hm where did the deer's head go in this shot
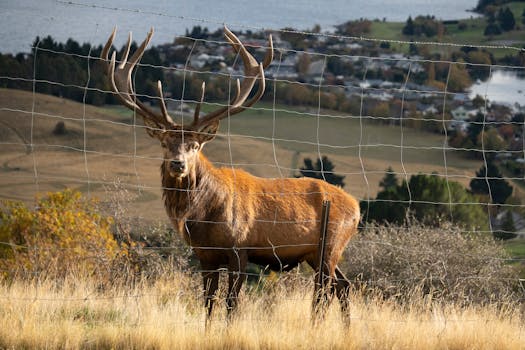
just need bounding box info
[101,27,273,178]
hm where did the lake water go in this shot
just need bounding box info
[470,70,525,107]
[2,0,479,54]
[3,0,524,107]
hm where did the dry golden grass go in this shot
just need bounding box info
[0,273,523,350]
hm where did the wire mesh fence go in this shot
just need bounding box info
[1,1,525,338]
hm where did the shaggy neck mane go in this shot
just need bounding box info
[161,154,226,232]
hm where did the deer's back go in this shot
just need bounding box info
[219,168,360,247]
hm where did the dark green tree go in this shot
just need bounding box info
[185,26,210,39]
[484,12,502,36]
[494,210,517,240]
[297,156,345,188]
[498,7,516,31]
[402,16,442,37]
[361,168,408,224]
[469,161,513,204]
[326,56,354,76]
[475,0,496,13]
[475,1,516,14]
[363,171,489,231]
[402,16,415,35]
[512,113,524,124]
[379,166,398,191]
[467,113,485,155]
[0,54,31,90]
[409,41,419,55]
[31,35,88,101]
[484,23,501,35]
[472,94,486,109]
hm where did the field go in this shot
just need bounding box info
[505,239,525,279]
[3,3,525,348]
[1,89,525,348]
[0,88,482,222]
[368,3,525,58]
[0,273,523,350]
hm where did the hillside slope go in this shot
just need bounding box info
[0,88,481,221]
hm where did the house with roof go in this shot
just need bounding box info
[265,54,299,80]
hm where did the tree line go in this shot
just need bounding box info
[402,2,525,38]
[0,35,163,107]
[298,156,515,237]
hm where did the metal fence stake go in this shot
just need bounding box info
[316,200,331,291]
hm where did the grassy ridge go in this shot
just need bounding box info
[367,3,525,58]
[0,88,482,221]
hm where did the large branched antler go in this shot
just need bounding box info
[101,27,174,132]
[191,27,273,129]
[101,26,273,133]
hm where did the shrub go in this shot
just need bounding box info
[470,160,513,205]
[52,121,67,135]
[342,222,522,305]
[100,181,194,284]
[402,15,443,37]
[296,156,345,188]
[0,185,190,284]
[0,189,119,279]
[457,22,468,31]
[362,171,490,231]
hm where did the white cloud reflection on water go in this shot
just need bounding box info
[469,70,525,107]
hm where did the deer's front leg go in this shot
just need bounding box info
[226,248,248,315]
[201,262,219,326]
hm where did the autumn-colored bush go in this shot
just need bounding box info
[0,189,119,279]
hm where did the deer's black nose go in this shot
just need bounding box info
[170,160,185,171]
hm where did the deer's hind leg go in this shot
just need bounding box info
[306,254,336,323]
[335,265,351,325]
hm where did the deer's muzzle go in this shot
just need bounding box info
[169,160,187,177]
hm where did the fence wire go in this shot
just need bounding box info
[0,1,525,330]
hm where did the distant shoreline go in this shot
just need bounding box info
[0,0,479,55]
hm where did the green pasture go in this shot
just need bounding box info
[367,2,525,59]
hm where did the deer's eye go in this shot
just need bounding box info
[187,141,199,151]
[161,142,168,148]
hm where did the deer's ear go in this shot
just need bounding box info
[198,121,219,144]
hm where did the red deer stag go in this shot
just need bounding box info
[101,27,360,322]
